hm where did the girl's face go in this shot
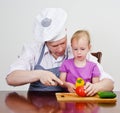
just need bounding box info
[46,37,67,59]
[71,36,91,61]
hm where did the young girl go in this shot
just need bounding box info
[59,30,100,92]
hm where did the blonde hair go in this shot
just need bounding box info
[71,30,91,44]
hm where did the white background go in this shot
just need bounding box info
[0,0,120,91]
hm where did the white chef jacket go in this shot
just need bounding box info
[7,41,114,81]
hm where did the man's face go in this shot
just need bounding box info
[46,37,67,59]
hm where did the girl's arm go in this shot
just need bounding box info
[92,76,100,83]
[59,72,67,87]
[59,72,76,92]
[84,79,114,96]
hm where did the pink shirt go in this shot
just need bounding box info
[59,58,100,84]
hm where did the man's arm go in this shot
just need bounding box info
[6,70,63,86]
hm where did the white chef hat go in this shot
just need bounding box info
[33,8,67,42]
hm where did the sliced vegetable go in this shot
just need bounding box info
[98,91,117,98]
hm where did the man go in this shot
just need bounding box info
[6,8,114,96]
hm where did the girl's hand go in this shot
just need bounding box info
[84,82,100,96]
[66,82,76,93]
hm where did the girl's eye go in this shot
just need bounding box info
[81,48,85,50]
[80,47,86,50]
[74,49,78,51]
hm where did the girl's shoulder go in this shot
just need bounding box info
[86,60,97,66]
[63,58,74,65]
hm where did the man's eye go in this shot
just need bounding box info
[52,45,58,47]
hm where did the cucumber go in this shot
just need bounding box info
[98,91,117,98]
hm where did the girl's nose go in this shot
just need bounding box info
[77,49,81,54]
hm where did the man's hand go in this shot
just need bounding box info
[39,71,63,86]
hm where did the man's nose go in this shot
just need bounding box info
[57,45,63,52]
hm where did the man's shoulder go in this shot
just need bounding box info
[22,41,44,51]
